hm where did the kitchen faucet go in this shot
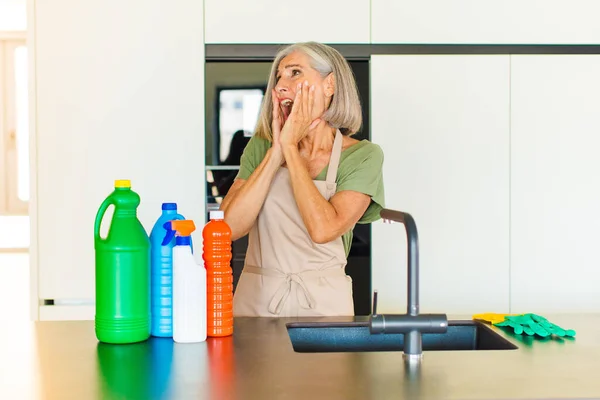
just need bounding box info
[369,208,449,362]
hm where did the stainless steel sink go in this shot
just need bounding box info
[286,320,518,353]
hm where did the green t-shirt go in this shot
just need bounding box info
[236,135,386,256]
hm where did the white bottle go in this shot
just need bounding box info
[170,220,207,343]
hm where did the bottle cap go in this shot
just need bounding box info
[114,179,131,188]
[162,203,177,211]
[210,210,224,220]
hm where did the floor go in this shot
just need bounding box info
[0,253,31,322]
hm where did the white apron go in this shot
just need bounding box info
[233,129,354,317]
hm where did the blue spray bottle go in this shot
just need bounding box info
[149,203,188,337]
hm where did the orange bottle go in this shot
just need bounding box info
[203,210,233,337]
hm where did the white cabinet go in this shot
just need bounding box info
[510,55,600,313]
[204,0,370,44]
[371,55,510,314]
[32,0,205,318]
[372,0,600,44]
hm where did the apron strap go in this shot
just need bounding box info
[325,130,344,184]
[243,265,346,315]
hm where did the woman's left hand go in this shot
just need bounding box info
[279,80,321,148]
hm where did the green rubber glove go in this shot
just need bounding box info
[493,314,576,338]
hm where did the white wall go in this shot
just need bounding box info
[204,0,600,45]
[30,0,205,320]
[0,253,29,321]
[372,0,600,44]
[372,54,600,314]
[204,0,370,44]
[371,55,511,314]
[0,217,29,249]
[0,0,27,30]
[510,55,600,313]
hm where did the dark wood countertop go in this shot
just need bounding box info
[2,314,600,399]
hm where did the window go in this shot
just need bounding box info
[205,87,264,214]
[216,88,264,162]
[0,1,27,31]
[0,33,29,250]
[1,38,28,216]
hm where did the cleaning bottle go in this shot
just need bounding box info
[169,220,207,343]
[149,203,186,337]
[94,179,150,344]
[203,210,233,337]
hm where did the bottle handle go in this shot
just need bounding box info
[161,221,176,246]
[94,197,115,242]
[161,215,194,252]
[161,215,186,246]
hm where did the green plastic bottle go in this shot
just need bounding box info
[94,179,151,344]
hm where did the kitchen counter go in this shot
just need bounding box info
[1,314,600,400]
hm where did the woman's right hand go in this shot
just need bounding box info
[270,89,285,165]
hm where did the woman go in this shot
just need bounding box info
[221,41,385,317]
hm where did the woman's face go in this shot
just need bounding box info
[274,51,333,122]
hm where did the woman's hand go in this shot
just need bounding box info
[279,81,321,148]
[270,89,285,165]
[271,89,283,146]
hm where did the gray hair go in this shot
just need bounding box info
[254,42,362,141]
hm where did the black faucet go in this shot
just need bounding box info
[369,208,448,362]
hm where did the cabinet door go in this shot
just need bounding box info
[510,55,600,313]
[372,0,600,44]
[204,0,369,44]
[33,0,205,315]
[371,55,510,314]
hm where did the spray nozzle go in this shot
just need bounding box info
[161,220,196,246]
[161,219,195,252]
[170,220,196,236]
